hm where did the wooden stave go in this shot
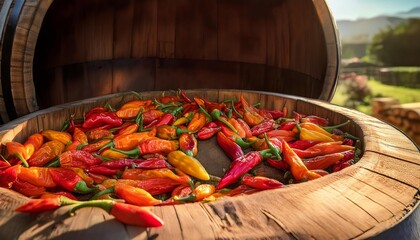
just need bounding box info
[0,0,340,123]
[0,89,417,239]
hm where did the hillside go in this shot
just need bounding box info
[336,7,420,44]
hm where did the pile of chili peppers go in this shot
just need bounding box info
[0,90,360,228]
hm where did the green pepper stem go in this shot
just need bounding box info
[59,196,81,206]
[75,181,94,194]
[235,138,256,148]
[198,104,212,121]
[69,199,114,216]
[173,194,196,202]
[110,146,140,158]
[15,153,29,168]
[211,109,238,134]
[343,132,359,140]
[264,133,281,160]
[44,157,60,167]
[176,127,191,136]
[322,120,350,133]
[98,141,115,153]
[90,186,115,200]
[76,143,88,150]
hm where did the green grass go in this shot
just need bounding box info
[331,78,420,115]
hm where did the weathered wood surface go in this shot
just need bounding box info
[0,0,340,123]
[0,90,419,240]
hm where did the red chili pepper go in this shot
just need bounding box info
[332,150,356,172]
[82,112,123,129]
[288,140,320,150]
[251,119,276,136]
[179,133,198,157]
[144,113,175,129]
[217,150,270,190]
[216,132,244,161]
[58,150,102,168]
[236,118,253,138]
[86,166,120,175]
[279,121,296,131]
[179,89,192,103]
[12,178,46,197]
[241,175,284,190]
[85,106,109,119]
[142,109,165,125]
[303,151,349,170]
[197,122,221,140]
[49,168,93,194]
[301,115,329,127]
[225,184,259,196]
[100,158,168,170]
[0,164,21,188]
[266,158,289,171]
[15,196,78,213]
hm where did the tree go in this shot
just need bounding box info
[367,19,420,66]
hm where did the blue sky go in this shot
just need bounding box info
[326,0,420,20]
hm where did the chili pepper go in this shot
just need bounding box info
[87,172,109,185]
[23,133,44,159]
[72,127,88,144]
[40,191,78,200]
[83,112,123,129]
[41,130,72,145]
[102,178,181,196]
[219,122,255,148]
[15,195,78,213]
[211,109,238,134]
[97,149,127,160]
[112,122,138,136]
[106,127,157,151]
[87,166,120,175]
[122,168,190,183]
[156,125,189,140]
[86,128,113,142]
[216,149,274,190]
[0,160,11,170]
[280,139,321,181]
[178,89,192,103]
[173,183,216,202]
[194,97,224,113]
[303,151,350,170]
[236,118,253,138]
[142,109,165,125]
[69,200,164,227]
[92,184,162,206]
[263,129,296,139]
[12,178,46,197]
[69,167,95,187]
[225,184,259,196]
[85,106,109,119]
[0,164,21,188]
[216,132,244,161]
[332,150,356,172]
[293,141,355,158]
[6,141,29,167]
[179,133,198,157]
[81,139,112,153]
[100,158,168,170]
[57,150,102,168]
[28,140,65,167]
[266,158,289,171]
[241,175,284,190]
[342,138,355,146]
[251,137,282,152]
[144,112,178,129]
[288,140,320,150]
[116,100,153,119]
[112,138,179,158]
[197,122,221,140]
[187,112,207,132]
[171,184,193,197]
[250,119,276,136]
[278,121,296,131]
[18,167,56,188]
[240,95,264,126]
[167,150,210,180]
[299,127,335,142]
[49,167,93,194]
[301,115,329,127]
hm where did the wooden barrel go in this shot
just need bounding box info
[0,89,419,239]
[0,0,340,124]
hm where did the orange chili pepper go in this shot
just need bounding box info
[73,127,88,144]
[18,167,56,188]
[27,140,65,167]
[114,184,162,206]
[280,139,321,181]
[112,127,157,150]
[174,183,216,202]
[142,109,165,125]
[23,133,44,160]
[156,125,189,140]
[41,130,72,145]
[81,139,112,153]
[303,151,347,170]
[116,123,139,136]
[86,128,113,142]
[187,112,207,132]
[228,118,246,138]
[121,168,190,183]
[293,141,354,158]
[6,141,29,167]
[240,95,264,126]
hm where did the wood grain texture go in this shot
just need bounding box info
[0,90,418,239]
[1,0,341,122]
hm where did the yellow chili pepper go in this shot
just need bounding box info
[300,122,332,137]
[100,149,128,160]
[299,128,335,142]
[41,130,72,145]
[167,150,210,180]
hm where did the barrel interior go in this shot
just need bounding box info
[33,0,334,110]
